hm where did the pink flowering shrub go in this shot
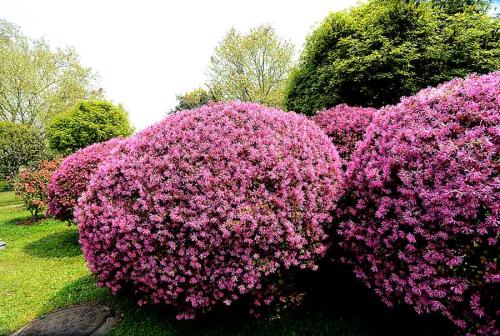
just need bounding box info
[76,102,343,319]
[312,104,376,162]
[12,158,61,221]
[338,73,499,335]
[47,138,122,221]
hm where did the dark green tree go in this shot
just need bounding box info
[47,100,133,155]
[285,0,500,115]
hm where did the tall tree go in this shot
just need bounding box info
[208,25,294,108]
[285,0,500,115]
[0,20,101,128]
[430,0,492,14]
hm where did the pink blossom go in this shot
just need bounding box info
[76,102,343,319]
[312,104,376,164]
[47,138,123,221]
[338,72,500,335]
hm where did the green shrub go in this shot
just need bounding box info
[284,0,500,115]
[0,121,49,179]
[47,100,133,155]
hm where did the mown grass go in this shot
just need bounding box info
[0,191,18,207]
[0,191,455,336]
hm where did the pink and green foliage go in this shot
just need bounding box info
[47,138,123,221]
[76,102,343,319]
[312,104,377,163]
[13,158,61,221]
[338,73,500,335]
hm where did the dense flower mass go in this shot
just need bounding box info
[338,73,500,335]
[76,102,343,318]
[47,138,122,221]
[312,104,376,162]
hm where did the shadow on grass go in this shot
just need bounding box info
[40,264,457,336]
[23,229,82,258]
[296,262,456,336]
[3,213,32,226]
[42,275,367,336]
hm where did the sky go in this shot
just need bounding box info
[0,0,358,130]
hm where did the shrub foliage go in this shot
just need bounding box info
[76,102,343,318]
[47,138,122,221]
[312,104,376,163]
[285,0,500,115]
[13,158,61,220]
[338,73,499,334]
[47,100,133,155]
[0,121,49,178]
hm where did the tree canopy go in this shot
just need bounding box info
[47,100,133,156]
[284,0,500,115]
[172,88,214,112]
[208,25,294,108]
[0,121,49,178]
[0,19,101,128]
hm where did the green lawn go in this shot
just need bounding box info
[0,191,19,207]
[0,191,454,336]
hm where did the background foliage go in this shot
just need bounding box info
[172,88,215,112]
[47,100,133,156]
[0,121,50,179]
[207,25,294,108]
[0,20,102,128]
[284,0,500,115]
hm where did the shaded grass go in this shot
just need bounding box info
[24,230,81,258]
[0,191,455,336]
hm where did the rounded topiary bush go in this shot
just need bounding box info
[338,73,499,335]
[76,102,343,319]
[47,138,122,221]
[312,104,377,162]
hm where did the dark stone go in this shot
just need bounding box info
[12,305,118,336]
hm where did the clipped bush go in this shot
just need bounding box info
[312,104,376,163]
[76,102,343,319]
[47,100,133,156]
[338,73,500,334]
[13,158,61,220]
[47,138,123,221]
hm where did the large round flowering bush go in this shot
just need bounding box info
[47,138,122,221]
[338,73,499,335]
[312,104,376,162]
[76,102,343,319]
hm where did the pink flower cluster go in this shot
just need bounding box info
[312,104,376,163]
[75,102,343,319]
[338,73,499,335]
[47,138,122,221]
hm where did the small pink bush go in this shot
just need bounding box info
[312,104,376,162]
[76,102,343,319]
[338,73,499,335]
[47,138,122,221]
[13,158,61,221]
